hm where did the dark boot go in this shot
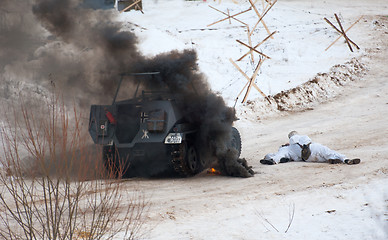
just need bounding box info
[279,157,290,163]
[344,159,361,165]
[328,159,343,164]
[260,159,276,165]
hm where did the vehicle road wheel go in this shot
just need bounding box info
[186,144,198,173]
[171,140,202,177]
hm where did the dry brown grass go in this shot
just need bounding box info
[0,92,149,240]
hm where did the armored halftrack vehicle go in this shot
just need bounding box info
[89,73,241,177]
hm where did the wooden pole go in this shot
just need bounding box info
[229,59,267,99]
[250,0,277,35]
[236,39,271,59]
[334,14,353,52]
[325,15,363,51]
[230,58,251,81]
[236,80,250,103]
[135,2,144,14]
[246,25,255,63]
[208,7,251,27]
[324,16,359,50]
[242,58,265,103]
[120,0,141,13]
[248,0,273,38]
[237,31,277,61]
[209,5,227,15]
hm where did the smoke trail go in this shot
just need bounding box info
[1,0,253,177]
[0,1,43,67]
[30,0,144,107]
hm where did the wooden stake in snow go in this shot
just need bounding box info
[242,58,264,103]
[237,31,277,62]
[248,0,273,38]
[207,6,251,27]
[236,39,271,60]
[324,14,361,52]
[325,15,363,51]
[120,0,143,14]
[229,58,271,104]
[246,25,255,62]
[250,0,277,36]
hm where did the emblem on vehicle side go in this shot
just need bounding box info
[140,112,149,123]
[141,129,149,139]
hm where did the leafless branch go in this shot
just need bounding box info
[285,203,295,233]
[0,91,149,239]
[255,209,279,232]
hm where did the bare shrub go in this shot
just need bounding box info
[0,93,149,240]
[255,203,295,233]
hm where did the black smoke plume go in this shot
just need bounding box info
[1,0,253,177]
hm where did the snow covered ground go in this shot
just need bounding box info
[117,0,375,105]
[112,1,388,239]
[1,0,387,239]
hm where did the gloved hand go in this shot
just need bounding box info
[301,143,311,161]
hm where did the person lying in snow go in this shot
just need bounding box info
[260,131,361,165]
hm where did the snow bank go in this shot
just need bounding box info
[238,57,367,120]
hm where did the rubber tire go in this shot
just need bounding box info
[230,127,242,158]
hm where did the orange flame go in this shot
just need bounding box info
[207,168,221,175]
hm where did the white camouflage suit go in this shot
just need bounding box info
[263,134,347,164]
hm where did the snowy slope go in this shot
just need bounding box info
[1,1,387,239]
[116,0,370,108]
[111,1,388,239]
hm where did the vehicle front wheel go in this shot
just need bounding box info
[230,127,242,158]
